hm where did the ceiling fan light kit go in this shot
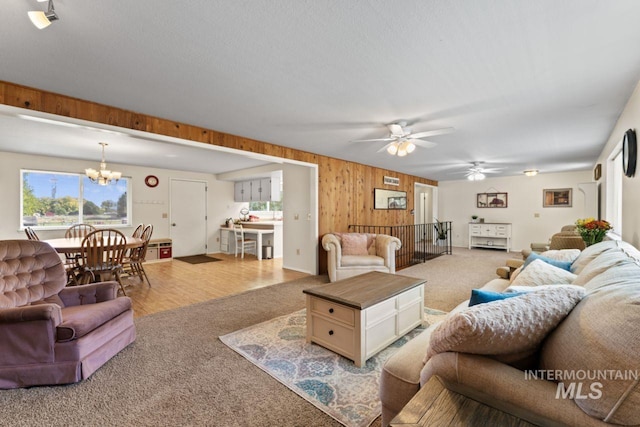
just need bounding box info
[467,172,486,181]
[524,169,538,177]
[28,0,58,30]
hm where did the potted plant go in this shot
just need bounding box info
[434,218,448,244]
[471,215,479,223]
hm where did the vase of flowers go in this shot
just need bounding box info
[575,218,612,246]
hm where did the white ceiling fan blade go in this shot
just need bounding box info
[408,138,436,149]
[388,124,404,136]
[351,137,395,142]
[409,127,455,139]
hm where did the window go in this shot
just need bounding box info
[21,170,131,229]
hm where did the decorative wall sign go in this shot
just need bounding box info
[543,188,572,207]
[477,192,508,208]
[383,176,400,186]
[594,163,602,181]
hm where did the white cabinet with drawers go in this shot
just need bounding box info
[468,223,512,251]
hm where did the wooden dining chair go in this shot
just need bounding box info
[78,229,128,295]
[24,227,39,240]
[122,224,153,287]
[233,224,257,258]
[64,223,98,285]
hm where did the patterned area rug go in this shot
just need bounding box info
[220,307,447,427]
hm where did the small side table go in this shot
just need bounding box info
[390,377,536,427]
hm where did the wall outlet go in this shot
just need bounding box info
[162,213,168,219]
[296,249,300,255]
[534,213,540,218]
[294,214,299,220]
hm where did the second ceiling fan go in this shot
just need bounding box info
[352,121,454,156]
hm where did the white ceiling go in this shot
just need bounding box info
[2,0,640,181]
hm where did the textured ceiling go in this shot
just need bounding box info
[2,1,640,180]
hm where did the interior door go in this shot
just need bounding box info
[170,179,207,257]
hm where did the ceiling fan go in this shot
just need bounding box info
[456,162,503,181]
[351,121,454,157]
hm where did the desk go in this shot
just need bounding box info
[220,227,273,260]
[44,237,144,254]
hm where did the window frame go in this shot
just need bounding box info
[20,169,132,230]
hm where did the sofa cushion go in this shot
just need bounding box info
[540,276,640,424]
[510,259,577,287]
[572,250,630,286]
[523,252,572,271]
[340,255,384,267]
[340,233,369,256]
[468,289,526,306]
[570,240,620,274]
[425,285,585,364]
[57,297,132,342]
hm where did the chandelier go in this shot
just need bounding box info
[386,139,416,157]
[85,142,122,185]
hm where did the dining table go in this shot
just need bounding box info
[43,236,145,254]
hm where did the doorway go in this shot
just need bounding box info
[170,179,207,257]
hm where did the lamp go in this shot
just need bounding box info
[85,143,122,186]
[467,172,486,181]
[524,169,538,177]
[387,140,416,157]
[28,0,58,30]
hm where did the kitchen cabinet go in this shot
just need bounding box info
[234,178,275,202]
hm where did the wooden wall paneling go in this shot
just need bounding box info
[0,81,439,275]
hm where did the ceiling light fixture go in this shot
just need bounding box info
[85,143,122,186]
[387,140,416,157]
[524,169,539,177]
[467,172,486,181]
[28,0,58,30]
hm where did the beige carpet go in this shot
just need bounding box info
[0,247,515,426]
[401,246,515,311]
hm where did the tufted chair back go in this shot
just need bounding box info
[0,240,66,309]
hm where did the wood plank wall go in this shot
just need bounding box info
[0,81,437,273]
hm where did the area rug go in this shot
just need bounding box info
[174,254,222,264]
[220,307,447,427]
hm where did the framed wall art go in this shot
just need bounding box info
[477,192,508,208]
[543,188,572,207]
[374,188,407,210]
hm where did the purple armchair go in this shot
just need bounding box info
[0,240,136,389]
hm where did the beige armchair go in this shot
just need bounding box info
[523,225,585,258]
[322,232,401,282]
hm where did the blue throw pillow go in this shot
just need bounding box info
[522,252,572,271]
[468,289,527,307]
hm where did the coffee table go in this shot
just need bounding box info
[303,271,426,367]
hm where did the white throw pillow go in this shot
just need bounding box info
[540,249,581,263]
[425,285,585,363]
[510,259,577,287]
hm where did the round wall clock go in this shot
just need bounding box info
[622,129,637,178]
[144,175,159,188]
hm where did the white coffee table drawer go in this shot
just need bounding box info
[309,315,355,358]
[310,297,355,326]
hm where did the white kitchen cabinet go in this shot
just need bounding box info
[468,223,512,251]
[234,179,273,202]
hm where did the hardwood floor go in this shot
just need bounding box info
[121,254,310,318]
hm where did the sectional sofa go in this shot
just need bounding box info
[380,240,640,426]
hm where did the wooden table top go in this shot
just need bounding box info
[43,236,144,254]
[303,271,426,310]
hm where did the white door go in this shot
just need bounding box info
[170,179,207,257]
